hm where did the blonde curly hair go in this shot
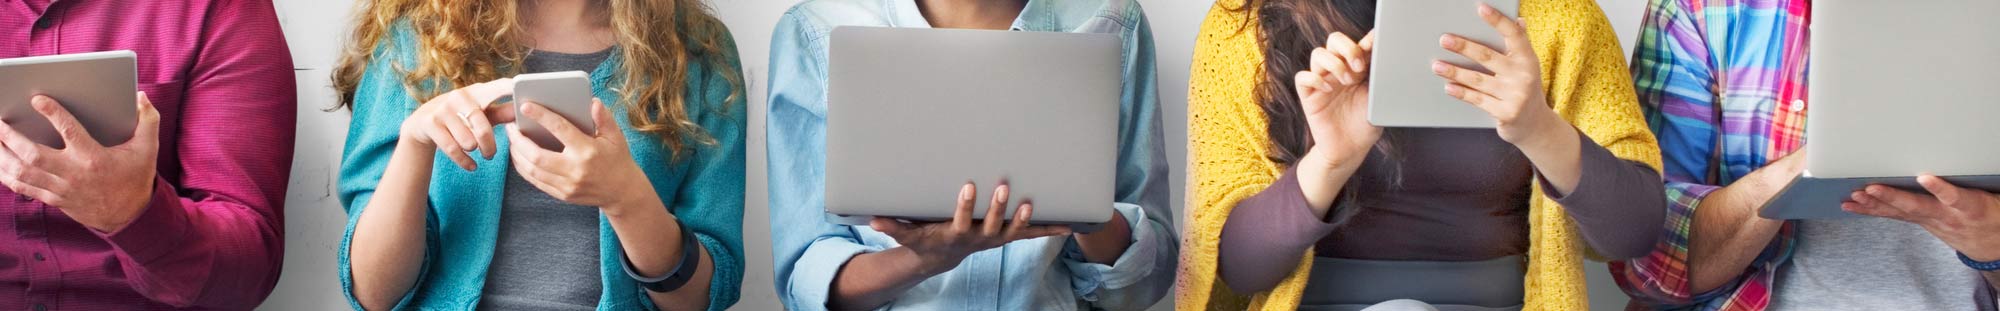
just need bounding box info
[332,0,741,156]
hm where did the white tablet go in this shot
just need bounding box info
[1368,0,1520,128]
[0,50,139,148]
[512,71,596,151]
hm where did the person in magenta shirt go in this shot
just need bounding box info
[0,0,296,310]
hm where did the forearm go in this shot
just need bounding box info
[828,247,944,310]
[348,141,439,310]
[1217,168,1343,293]
[604,196,713,311]
[1295,149,1365,218]
[1684,169,1789,294]
[1072,212,1130,264]
[1514,122,1585,195]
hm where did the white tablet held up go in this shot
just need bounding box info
[0,50,139,148]
[1368,0,1519,128]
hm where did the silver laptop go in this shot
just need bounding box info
[1761,0,2000,219]
[823,26,1119,226]
[0,50,139,148]
[1368,0,1520,128]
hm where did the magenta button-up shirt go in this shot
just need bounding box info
[2,0,295,309]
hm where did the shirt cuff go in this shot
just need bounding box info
[96,175,191,264]
[1062,202,1162,300]
[785,238,878,310]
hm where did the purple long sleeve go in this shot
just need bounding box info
[1,0,296,309]
[1218,167,1340,293]
[1215,129,1665,294]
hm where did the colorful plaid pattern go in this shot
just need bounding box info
[1610,0,1812,310]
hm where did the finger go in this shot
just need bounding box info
[983,182,1011,235]
[0,168,59,205]
[1006,201,1035,235]
[1325,32,1366,74]
[1916,174,1975,211]
[951,181,976,232]
[1479,2,1532,55]
[1359,30,1379,51]
[129,92,161,149]
[1308,47,1353,85]
[31,96,98,150]
[0,148,63,195]
[0,122,43,161]
[1440,33,1508,68]
[1445,83,1501,108]
[427,120,477,171]
[519,102,593,148]
[457,78,518,106]
[484,102,517,124]
[1295,71,1333,101]
[1864,184,1945,220]
[504,124,546,153]
[1433,60,1497,90]
[452,96,497,159]
[436,106,481,153]
[870,217,912,236]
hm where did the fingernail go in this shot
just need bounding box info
[1432,61,1449,74]
[1444,84,1461,96]
[960,183,974,200]
[1865,187,1881,195]
[1440,35,1457,48]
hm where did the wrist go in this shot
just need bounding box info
[904,248,964,277]
[1509,111,1576,151]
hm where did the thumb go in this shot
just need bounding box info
[133,92,162,145]
[590,100,619,139]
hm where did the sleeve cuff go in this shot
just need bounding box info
[96,175,191,264]
[1062,203,1162,300]
[784,238,877,310]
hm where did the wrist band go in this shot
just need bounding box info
[625,221,701,292]
[1960,251,2000,272]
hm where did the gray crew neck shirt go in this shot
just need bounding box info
[1772,217,1993,310]
[478,47,614,311]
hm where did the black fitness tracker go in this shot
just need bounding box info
[625,221,701,293]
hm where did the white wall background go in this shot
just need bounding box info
[262,0,1645,310]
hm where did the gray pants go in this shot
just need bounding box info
[1297,256,1526,311]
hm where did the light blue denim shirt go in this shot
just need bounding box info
[764,0,1174,310]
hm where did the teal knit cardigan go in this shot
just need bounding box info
[335,21,746,310]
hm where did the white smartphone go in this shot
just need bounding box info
[0,50,139,148]
[511,71,596,151]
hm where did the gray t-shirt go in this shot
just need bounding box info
[1772,217,1993,310]
[478,48,614,311]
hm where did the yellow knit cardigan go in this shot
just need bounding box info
[1175,1,1661,310]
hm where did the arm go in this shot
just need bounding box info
[97,1,295,307]
[1610,0,1793,306]
[1216,168,1343,293]
[1061,7,1178,309]
[1517,0,1668,260]
[626,52,748,311]
[765,12,890,311]
[337,39,435,311]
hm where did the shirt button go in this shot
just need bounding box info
[33,252,44,261]
[33,17,54,29]
[33,304,46,311]
[1789,99,1806,111]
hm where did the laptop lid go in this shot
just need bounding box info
[1806,0,2000,178]
[823,26,1120,225]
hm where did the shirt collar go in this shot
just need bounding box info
[885,0,1050,31]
